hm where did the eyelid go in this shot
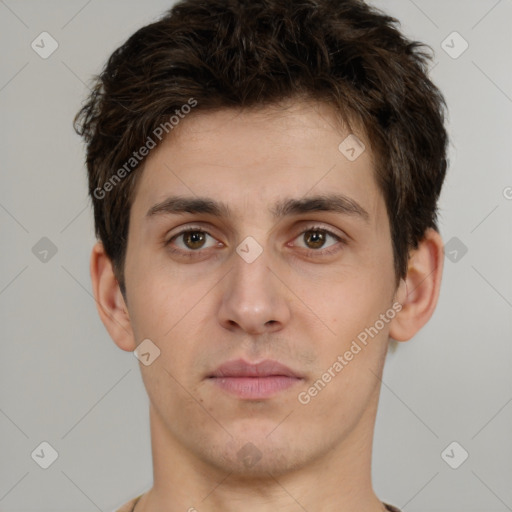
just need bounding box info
[291,222,346,242]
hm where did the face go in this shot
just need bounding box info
[123,101,399,477]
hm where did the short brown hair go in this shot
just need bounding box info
[74,0,448,296]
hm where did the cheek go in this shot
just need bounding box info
[308,270,394,336]
[125,258,193,340]
[302,277,394,404]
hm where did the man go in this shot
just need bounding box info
[74,0,448,510]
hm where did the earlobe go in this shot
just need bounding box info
[90,241,136,352]
[389,228,444,342]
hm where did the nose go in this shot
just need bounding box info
[217,245,291,335]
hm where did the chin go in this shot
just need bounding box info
[204,433,312,479]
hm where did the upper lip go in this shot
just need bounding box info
[209,359,302,379]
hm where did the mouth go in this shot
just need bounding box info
[207,359,304,399]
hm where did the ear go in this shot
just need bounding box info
[90,241,136,352]
[389,228,444,342]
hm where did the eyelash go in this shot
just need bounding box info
[165,225,346,259]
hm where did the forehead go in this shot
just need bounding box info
[130,101,383,225]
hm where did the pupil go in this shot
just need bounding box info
[306,230,325,249]
[186,231,205,249]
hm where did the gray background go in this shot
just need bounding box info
[1,0,511,510]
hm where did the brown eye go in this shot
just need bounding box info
[167,229,218,252]
[182,230,207,249]
[292,226,345,256]
[303,229,327,249]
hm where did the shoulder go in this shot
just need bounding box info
[113,496,398,512]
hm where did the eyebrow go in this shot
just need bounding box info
[146,194,370,222]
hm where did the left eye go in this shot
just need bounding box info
[293,228,341,251]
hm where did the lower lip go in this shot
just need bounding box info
[209,376,301,399]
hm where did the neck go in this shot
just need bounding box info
[136,392,385,512]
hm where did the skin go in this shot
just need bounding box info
[91,100,444,512]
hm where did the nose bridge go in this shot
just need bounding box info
[230,236,274,302]
[218,235,290,333]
